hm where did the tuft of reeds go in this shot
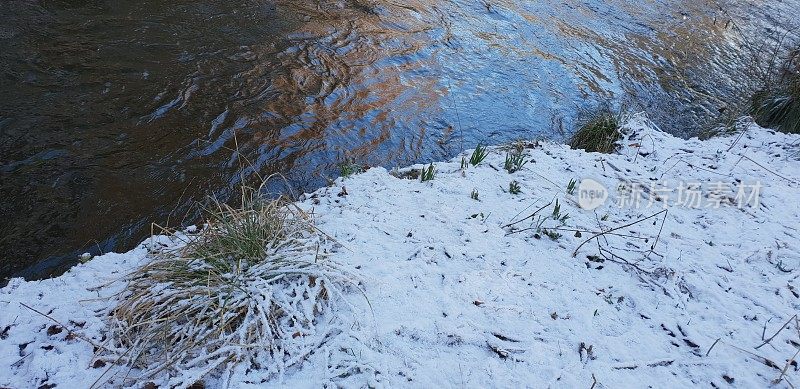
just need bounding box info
[569,110,622,153]
[469,144,489,166]
[751,47,800,134]
[107,182,351,387]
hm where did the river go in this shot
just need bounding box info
[1,0,798,279]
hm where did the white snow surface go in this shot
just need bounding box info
[3,116,800,388]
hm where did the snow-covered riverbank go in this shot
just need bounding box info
[3,116,800,388]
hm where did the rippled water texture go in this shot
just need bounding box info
[1,0,798,279]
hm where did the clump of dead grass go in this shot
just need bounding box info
[106,182,351,387]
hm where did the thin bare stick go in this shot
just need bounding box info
[502,199,554,229]
[763,318,773,341]
[19,303,107,351]
[446,77,465,153]
[572,210,667,257]
[550,227,649,240]
[724,341,782,370]
[739,154,798,184]
[650,210,668,251]
[507,200,541,227]
[593,211,610,246]
[795,317,800,341]
[775,347,800,385]
[757,314,798,350]
[727,126,749,152]
[706,338,721,357]
[598,247,654,275]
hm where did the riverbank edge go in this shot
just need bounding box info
[2,114,800,387]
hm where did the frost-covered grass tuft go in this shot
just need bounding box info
[107,185,350,388]
[569,110,622,153]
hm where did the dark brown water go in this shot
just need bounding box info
[1,0,798,280]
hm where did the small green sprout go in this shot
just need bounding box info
[504,152,527,173]
[469,143,489,166]
[420,163,436,182]
[567,178,577,195]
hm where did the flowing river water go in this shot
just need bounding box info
[1,0,798,279]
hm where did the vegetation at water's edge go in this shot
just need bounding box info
[569,109,622,153]
[469,144,489,166]
[751,47,800,134]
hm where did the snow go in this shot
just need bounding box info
[3,115,800,388]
